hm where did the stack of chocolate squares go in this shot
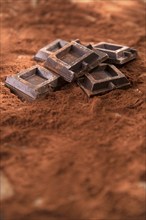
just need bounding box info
[5,39,137,101]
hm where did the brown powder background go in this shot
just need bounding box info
[0,0,146,219]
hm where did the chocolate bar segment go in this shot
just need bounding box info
[93,42,137,65]
[34,39,68,62]
[5,65,62,101]
[45,40,108,82]
[78,64,131,96]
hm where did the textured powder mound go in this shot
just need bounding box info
[0,0,146,220]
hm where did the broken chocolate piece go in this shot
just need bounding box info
[34,39,68,62]
[77,63,131,96]
[93,42,137,65]
[5,65,62,101]
[44,40,108,82]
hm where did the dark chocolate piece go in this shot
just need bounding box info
[34,39,68,62]
[45,40,108,82]
[78,63,131,96]
[93,42,137,65]
[5,65,62,101]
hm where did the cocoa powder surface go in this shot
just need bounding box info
[0,0,146,220]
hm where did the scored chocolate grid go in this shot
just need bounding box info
[5,39,135,101]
